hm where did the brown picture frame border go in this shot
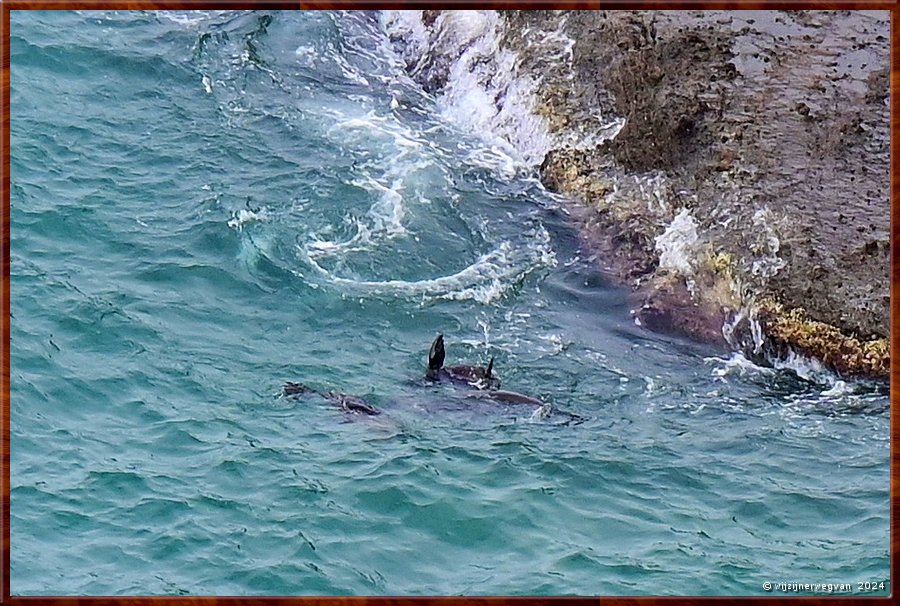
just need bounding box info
[0,1,895,602]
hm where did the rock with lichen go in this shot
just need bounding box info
[756,299,889,379]
[384,10,890,379]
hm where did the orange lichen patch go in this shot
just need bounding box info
[757,298,889,379]
[534,94,573,131]
[539,148,590,194]
[698,248,741,311]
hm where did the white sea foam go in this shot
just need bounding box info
[302,175,412,262]
[381,10,631,166]
[465,145,522,180]
[380,10,431,62]
[749,207,786,278]
[708,339,848,390]
[771,349,835,385]
[381,10,553,168]
[721,308,743,347]
[298,224,555,305]
[531,13,576,68]
[820,380,852,397]
[351,176,408,237]
[301,241,513,304]
[305,220,374,259]
[333,46,371,87]
[227,207,269,232]
[562,116,627,151]
[655,208,700,293]
[706,351,773,379]
[157,10,232,27]
[305,106,444,263]
[749,313,766,354]
[537,332,570,356]
[528,403,552,422]
[516,13,626,152]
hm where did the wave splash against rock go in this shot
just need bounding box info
[382,10,890,380]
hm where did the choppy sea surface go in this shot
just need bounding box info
[9,10,889,596]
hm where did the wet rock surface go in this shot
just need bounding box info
[755,298,889,379]
[388,10,890,379]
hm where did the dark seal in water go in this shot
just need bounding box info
[283,382,380,416]
[463,388,587,426]
[424,335,586,425]
[425,333,501,389]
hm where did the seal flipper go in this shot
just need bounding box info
[470,356,500,389]
[484,356,500,388]
[426,334,445,380]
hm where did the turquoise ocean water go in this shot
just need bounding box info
[9,10,890,596]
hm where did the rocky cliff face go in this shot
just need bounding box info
[383,10,890,379]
